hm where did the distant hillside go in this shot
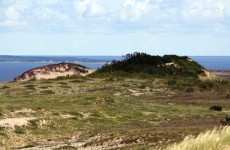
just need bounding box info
[14,63,94,81]
[93,52,211,78]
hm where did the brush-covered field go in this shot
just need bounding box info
[0,76,230,149]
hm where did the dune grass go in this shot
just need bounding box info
[162,126,230,150]
[0,77,230,149]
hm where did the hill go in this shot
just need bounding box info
[93,52,210,78]
[14,62,94,81]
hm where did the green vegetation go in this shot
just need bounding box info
[0,75,229,149]
[41,90,55,94]
[93,52,206,78]
[14,126,26,134]
[210,105,223,111]
[0,53,230,149]
[221,115,230,125]
[0,85,10,89]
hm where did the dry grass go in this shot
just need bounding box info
[161,126,230,150]
[0,77,230,149]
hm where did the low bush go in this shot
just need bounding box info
[210,105,222,111]
[226,94,230,99]
[29,120,38,128]
[185,87,195,93]
[14,126,26,134]
[68,112,84,117]
[221,115,230,125]
[41,90,55,94]
[0,86,10,89]
[167,79,177,86]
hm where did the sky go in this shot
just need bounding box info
[0,0,230,56]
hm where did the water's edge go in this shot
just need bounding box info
[1,56,230,82]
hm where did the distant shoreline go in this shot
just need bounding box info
[1,56,230,82]
[211,70,230,76]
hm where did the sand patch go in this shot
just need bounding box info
[60,114,75,119]
[0,117,36,128]
[165,62,178,68]
[199,69,217,80]
[128,89,142,96]
[82,112,91,118]
[143,112,152,115]
[114,92,121,96]
[14,109,36,114]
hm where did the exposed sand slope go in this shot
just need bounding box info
[199,69,217,80]
[14,62,95,81]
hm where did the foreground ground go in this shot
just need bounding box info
[0,75,230,149]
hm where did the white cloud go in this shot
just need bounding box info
[74,0,107,18]
[0,0,229,34]
[0,2,29,27]
[34,8,68,21]
[74,0,90,14]
[34,0,60,5]
[182,0,230,21]
[84,3,107,17]
[120,0,152,22]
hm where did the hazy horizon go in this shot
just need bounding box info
[0,0,230,56]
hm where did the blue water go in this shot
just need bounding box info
[0,56,121,82]
[0,62,107,82]
[0,56,229,82]
[190,56,230,70]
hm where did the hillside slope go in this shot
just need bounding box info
[14,62,94,81]
[94,52,211,78]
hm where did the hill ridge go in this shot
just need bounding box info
[14,62,94,81]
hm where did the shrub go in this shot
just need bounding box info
[226,94,230,99]
[41,90,55,94]
[221,115,230,125]
[29,120,38,128]
[59,85,71,89]
[0,86,10,89]
[24,84,36,90]
[199,81,214,90]
[14,126,26,134]
[39,86,49,89]
[185,87,194,93]
[0,126,6,136]
[139,84,146,89]
[105,77,117,81]
[0,126,4,131]
[70,79,85,83]
[68,112,83,117]
[167,79,177,86]
[58,82,68,85]
[210,105,222,111]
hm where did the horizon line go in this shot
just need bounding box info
[1,55,230,57]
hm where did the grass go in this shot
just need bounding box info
[0,85,10,89]
[41,90,55,94]
[0,76,229,149]
[14,126,26,134]
[162,126,230,150]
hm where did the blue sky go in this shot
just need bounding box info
[0,0,230,56]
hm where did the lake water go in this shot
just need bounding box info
[0,56,230,82]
